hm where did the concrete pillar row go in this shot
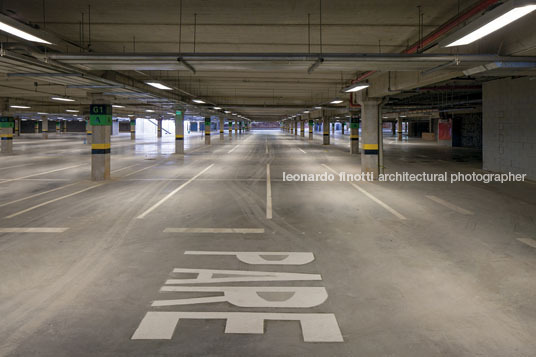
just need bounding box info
[323,117,330,145]
[90,102,112,181]
[0,116,14,153]
[205,117,211,145]
[41,116,48,139]
[350,116,360,155]
[175,110,184,154]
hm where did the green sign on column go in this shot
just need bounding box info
[0,117,14,128]
[90,104,113,126]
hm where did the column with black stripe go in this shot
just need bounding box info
[90,103,112,181]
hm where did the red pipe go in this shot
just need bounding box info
[349,0,499,106]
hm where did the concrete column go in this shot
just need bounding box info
[90,103,112,181]
[323,117,330,145]
[308,119,313,140]
[63,120,67,133]
[350,116,360,154]
[175,110,184,154]
[0,116,14,153]
[228,120,233,137]
[157,118,162,138]
[56,121,61,134]
[397,115,403,141]
[205,117,211,144]
[34,121,39,134]
[359,98,383,179]
[332,122,335,135]
[219,117,224,140]
[42,116,48,139]
[130,119,136,140]
[294,120,298,136]
[86,116,92,144]
[341,122,345,135]
[391,122,396,136]
[14,117,20,137]
[300,119,305,137]
[235,120,238,135]
[239,120,243,134]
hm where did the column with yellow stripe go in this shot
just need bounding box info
[175,109,184,154]
[56,121,61,134]
[350,115,359,154]
[14,116,20,137]
[323,116,330,145]
[300,116,305,137]
[228,119,233,138]
[90,104,112,181]
[34,121,39,134]
[359,98,383,179]
[85,115,92,144]
[219,117,224,140]
[62,120,67,134]
[204,117,211,145]
[294,119,298,136]
[308,119,313,140]
[130,118,136,140]
[41,115,49,139]
[0,116,14,154]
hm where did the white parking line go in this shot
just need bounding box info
[4,184,104,219]
[228,145,239,154]
[517,238,536,249]
[111,164,139,173]
[137,164,214,219]
[425,195,474,215]
[265,138,268,154]
[0,163,33,171]
[0,164,84,184]
[164,228,264,234]
[0,227,69,233]
[266,163,272,219]
[0,182,79,208]
[322,164,407,220]
[297,148,306,154]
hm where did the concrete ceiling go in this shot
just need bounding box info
[1,0,536,121]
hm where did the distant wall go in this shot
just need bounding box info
[483,77,536,180]
[453,113,482,149]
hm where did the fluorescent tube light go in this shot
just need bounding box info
[37,112,48,115]
[330,99,344,104]
[303,110,310,113]
[342,83,370,93]
[446,2,536,47]
[224,111,231,113]
[52,97,75,102]
[146,109,155,113]
[10,105,30,109]
[146,82,172,90]
[192,99,205,104]
[213,107,222,110]
[0,21,51,44]
[112,105,125,108]
[65,109,79,113]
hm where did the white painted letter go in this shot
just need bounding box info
[166,268,321,284]
[184,251,315,265]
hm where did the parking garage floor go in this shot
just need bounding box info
[1,131,535,356]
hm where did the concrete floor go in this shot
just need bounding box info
[1,130,535,356]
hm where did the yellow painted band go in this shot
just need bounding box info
[363,144,379,150]
[350,135,359,138]
[87,131,93,134]
[0,134,13,138]
[175,135,184,138]
[92,143,111,150]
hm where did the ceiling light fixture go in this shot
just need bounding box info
[192,99,205,104]
[37,112,48,115]
[146,82,172,90]
[10,105,30,109]
[213,107,222,110]
[330,99,344,104]
[112,105,125,108]
[146,109,155,113]
[443,1,536,47]
[52,97,75,102]
[66,109,79,113]
[341,83,370,93]
[0,21,52,44]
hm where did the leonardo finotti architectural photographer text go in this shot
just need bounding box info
[282,172,527,184]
